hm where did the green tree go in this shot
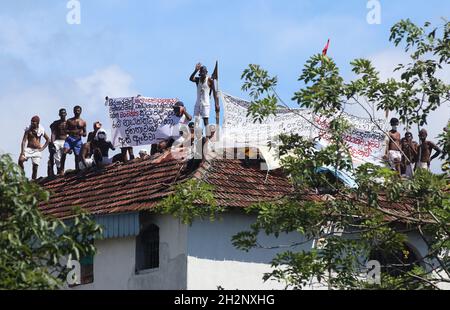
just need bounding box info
[0,154,102,289]
[233,19,450,290]
[157,179,223,225]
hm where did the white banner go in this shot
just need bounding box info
[106,96,183,148]
[221,92,387,167]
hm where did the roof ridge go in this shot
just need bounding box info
[191,150,219,181]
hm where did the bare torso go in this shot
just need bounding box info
[419,141,436,163]
[388,131,401,151]
[81,142,92,159]
[66,117,86,139]
[51,120,68,141]
[26,129,42,150]
[401,139,418,162]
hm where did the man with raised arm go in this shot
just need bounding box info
[189,63,220,131]
[87,121,102,143]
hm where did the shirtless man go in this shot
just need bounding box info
[18,116,50,180]
[416,129,442,171]
[384,118,402,174]
[400,132,418,178]
[48,109,68,177]
[79,141,95,170]
[64,106,87,170]
[189,63,220,130]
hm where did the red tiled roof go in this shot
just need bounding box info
[193,155,294,208]
[38,149,427,223]
[38,150,294,219]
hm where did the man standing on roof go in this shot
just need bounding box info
[48,109,68,177]
[416,129,442,171]
[19,116,50,180]
[189,63,219,131]
[384,118,402,174]
[64,106,87,170]
[400,132,418,178]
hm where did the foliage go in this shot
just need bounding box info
[0,154,102,290]
[157,179,223,225]
[438,121,450,172]
[235,19,450,290]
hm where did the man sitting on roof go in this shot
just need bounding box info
[87,121,102,143]
[92,129,116,168]
[151,138,175,155]
[79,141,95,170]
[139,149,150,160]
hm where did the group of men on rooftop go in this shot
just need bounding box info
[18,63,219,180]
[385,117,442,178]
[17,63,444,180]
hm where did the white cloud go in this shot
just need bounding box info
[0,5,138,179]
[76,65,136,114]
[369,49,409,81]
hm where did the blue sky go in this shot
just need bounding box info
[0,0,449,176]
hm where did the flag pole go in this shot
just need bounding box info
[212,60,220,126]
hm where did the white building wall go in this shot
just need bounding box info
[185,211,443,290]
[73,214,188,290]
[406,231,450,290]
[71,211,446,290]
[186,211,314,290]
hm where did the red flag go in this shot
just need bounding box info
[322,39,330,56]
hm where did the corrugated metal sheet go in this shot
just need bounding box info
[95,212,139,239]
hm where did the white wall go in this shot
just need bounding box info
[70,211,447,290]
[186,211,314,290]
[185,211,445,290]
[73,214,188,290]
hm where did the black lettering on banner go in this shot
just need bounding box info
[107,96,179,147]
[222,93,386,164]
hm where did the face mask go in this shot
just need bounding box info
[98,134,106,140]
[392,126,398,131]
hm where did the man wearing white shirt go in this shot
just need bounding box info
[173,101,192,127]
[166,101,192,141]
